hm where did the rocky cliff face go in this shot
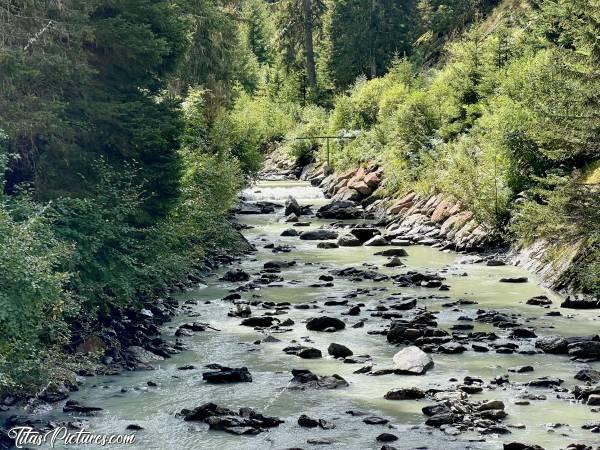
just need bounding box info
[297,160,498,252]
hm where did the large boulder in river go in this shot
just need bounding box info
[350,227,380,243]
[290,369,349,390]
[364,236,388,246]
[202,366,252,383]
[240,316,279,328]
[561,296,600,309]
[384,387,426,400]
[179,403,283,435]
[328,343,353,358]
[284,196,302,217]
[221,269,250,282]
[535,335,568,354]
[299,229,339,241]
[317,201,362,220]
[574,369,600,383]
[338,234,362,247]
[392,346,434,375]
[568,340,600,359]
[295,347,323,359]
[306,316,345,332]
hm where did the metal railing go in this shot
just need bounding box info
[290,135,356,169]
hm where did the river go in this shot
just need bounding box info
[45,180,599,449]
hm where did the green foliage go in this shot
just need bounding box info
[324,0,420,89]
[213,91,297,173]
[0,0,262,395]
[0,175,74,391]
[512,176,600,296]
[281,105,329,163]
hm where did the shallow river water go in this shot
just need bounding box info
[43,181,600,449]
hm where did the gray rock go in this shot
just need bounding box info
[392,346,434,375]
[125,346,165,365]
[284,196,302,217]
[317,201,362,220]
[383,257,405,268]
[535,335,568,354]
[300,229,339,241]
[384,387,426,400]
[298,414,319,428]
[499,277,528,283]
[575,369,600,383]
[588,394,600,405]
[364,236,388,246]
[281,228,300,237]
[318,242,339,249]
[375,248,408,257]
[338,234,362,247]
[298,347,322,359]
[328,343,353,358]
[306,316,345,332]
[350,227,380,243]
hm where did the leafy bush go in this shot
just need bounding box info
[212,91,297,174]
[512,176,600,296]
[0,183,74,391]
[281,105,329,163]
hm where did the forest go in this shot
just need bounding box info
[0,0,599,440]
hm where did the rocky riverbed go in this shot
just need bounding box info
[1,179,599,450]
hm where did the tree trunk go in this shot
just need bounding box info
[303,0,317,92]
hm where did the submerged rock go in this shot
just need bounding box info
[298,347,323,359]
[281,228,300,237]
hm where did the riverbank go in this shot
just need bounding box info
[0,229,254,448]
[262,150,598,305]
[2,177,598,450]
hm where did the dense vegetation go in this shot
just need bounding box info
[223,0,599,294]
[1,0,598,394]
[0,0,255,392]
